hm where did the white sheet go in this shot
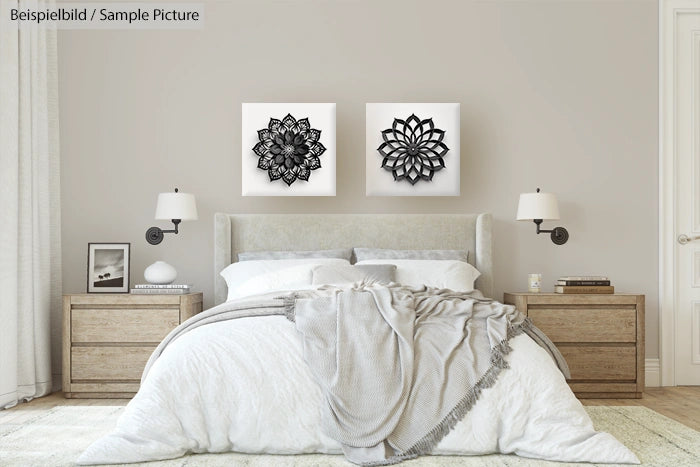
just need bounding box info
[77,314,639,465]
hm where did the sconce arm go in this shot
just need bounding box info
[532,219,569,245]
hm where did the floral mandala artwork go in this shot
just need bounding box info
[253,113,326,186]
[377,114,449,185]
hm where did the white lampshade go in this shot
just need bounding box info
[516,191,560,221]
[154,192,198,220]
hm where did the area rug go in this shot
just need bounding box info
[1,406,699,466]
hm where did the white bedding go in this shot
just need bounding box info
[78,308,639,465]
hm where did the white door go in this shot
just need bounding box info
[672,6,700,385]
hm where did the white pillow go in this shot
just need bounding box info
[220,258,350,301]
[355,259,481,292]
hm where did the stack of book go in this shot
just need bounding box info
[131,284,192,295]
[554,276,613,294]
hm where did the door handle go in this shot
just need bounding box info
[678,234,700,245]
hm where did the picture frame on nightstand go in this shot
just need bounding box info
[87,243,130,293]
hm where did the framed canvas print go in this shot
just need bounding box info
[242,103,336,196]
[87,243,130,293]
[366,103,460,196]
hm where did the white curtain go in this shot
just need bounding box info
[0,0,61,409]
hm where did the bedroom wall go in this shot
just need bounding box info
[57,0,659,374]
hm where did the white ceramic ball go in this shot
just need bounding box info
[144,261,177,285]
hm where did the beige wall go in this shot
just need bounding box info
[58,0,659,360]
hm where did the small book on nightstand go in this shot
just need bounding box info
[131,284,192,294]
[556,279,611,286]
[554,285,614,294]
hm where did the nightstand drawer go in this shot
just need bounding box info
[72,346,154,380]
[71,308,180,343]
[559,345,636,380]
[528,308,636,343]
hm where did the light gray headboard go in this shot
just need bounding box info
[214,213,493,305]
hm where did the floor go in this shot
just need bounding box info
[2,387,700,432]
[582,386,700,431]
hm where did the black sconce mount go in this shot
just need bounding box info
[145,221,181,245]
[533,219,569,245]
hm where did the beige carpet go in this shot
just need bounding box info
[1,406,699,466]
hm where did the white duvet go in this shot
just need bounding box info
[78,311,639,465]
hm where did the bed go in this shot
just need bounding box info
[77,213,639,465]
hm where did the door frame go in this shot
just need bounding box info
[659,0,700,386]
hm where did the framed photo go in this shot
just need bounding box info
[87,243,130,293]
[242,103,336,196]
[366,103,460,196]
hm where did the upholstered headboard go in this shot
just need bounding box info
[213,213,493,305]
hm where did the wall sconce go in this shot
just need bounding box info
[516,188,569,245]
[145,188,198,245]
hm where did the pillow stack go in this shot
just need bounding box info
[220,248,479,302]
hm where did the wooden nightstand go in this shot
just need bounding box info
[62,293,203,398]
[503,292,644,399]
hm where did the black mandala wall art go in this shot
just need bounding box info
[252,114,326,186]
[377,114,449,185]
[366,103,459,197]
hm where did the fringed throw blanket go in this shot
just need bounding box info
[290,283,569,466]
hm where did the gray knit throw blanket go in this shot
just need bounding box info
[291,283,569,466]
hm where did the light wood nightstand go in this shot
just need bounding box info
[503,292,644,399]
[62,293,203,398]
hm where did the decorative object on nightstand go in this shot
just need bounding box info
[555,275,614,294]
[143,260,177,284]
[62,292,203,398]
[86,243,130,293]
[516,188,569,245]
[145,188,198,245]
[528,273,542,293]
[504,292,644,399]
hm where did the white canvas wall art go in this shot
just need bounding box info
[366,103,460,196]
[242,103,336,196]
